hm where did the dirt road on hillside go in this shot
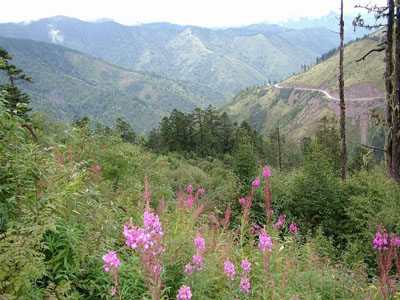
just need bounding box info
[274,83,383,101]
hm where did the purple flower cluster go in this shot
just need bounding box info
[273,214,286,229]
[192,254,203,271]
[251,178,260,187]
[373,231,389,251]
[239,197,246,205]
[240,259,251,294]
[241,259,251,277]
[195,236,206,252]
[391,235,400,247]
[123,212,164,251]
[185,235,206,275]
[289,222,298,234]
[102,251,121,272]
[239,277,251,294]
[224,259,236,280]
[262,168,271,178]
[259,229,274,253]
[176,285,192,299]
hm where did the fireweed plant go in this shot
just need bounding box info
[102,168,384,299]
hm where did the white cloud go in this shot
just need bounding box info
[47,25,64,43]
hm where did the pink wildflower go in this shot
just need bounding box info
[239,277,251,294]
[373,231,389,251]
[273,214,286,229]
[241,259,251,276]
[192,254,203,270]
[269,210,274,215]
[186,185,193,192]
[289,222,298,234]
[251,178,260,187]
[195,235,206,252]
[224,259,236,280]
[95,165,101,171]
[111,288,116,296]
[258,229,274,253]
[239,197,246,205]
[197,188,205,194]
[176,285,192,300]
[184,198,194,208]
[102,251,121,272]
[262,168,271,178]
[390,234,400,247]
[185,263,194,274]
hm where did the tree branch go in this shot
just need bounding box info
[361,143,387,152]
[356,47,386,62]
[22,123,39,144]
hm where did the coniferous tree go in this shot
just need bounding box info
[115,117,136,144]
[0,47,32,118]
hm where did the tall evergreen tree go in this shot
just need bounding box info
[0,47,32,118]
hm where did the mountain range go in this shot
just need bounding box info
[0,36,225,132]
[0,15,369,99]
[221,33,386,151]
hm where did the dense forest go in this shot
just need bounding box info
[2,2,400,300]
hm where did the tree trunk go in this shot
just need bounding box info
[386,0,394,177]
[276,126,282,172]
[339,0,346,182]
[393,3,400,181]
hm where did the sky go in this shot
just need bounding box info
[0,0,388,28]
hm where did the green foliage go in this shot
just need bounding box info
[232,144,258,186]
[0,46,32,118]
[0,36,225,133]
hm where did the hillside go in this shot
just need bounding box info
[0,16,358,98]
[0,36,226,132]
[222,35,386,149]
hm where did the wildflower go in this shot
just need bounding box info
[273,214,286,229]
[373,231,389,251]
[153,265,162,276]
[192,254,203,270]
[185,263,194,274]
[239,198,246,205]
[102,251,121,272]
[241,259,251,276]
[251,178,260,187]
[95,165,101,171]
[111,288,116,296]
[195,235,206,252]
[143,211,164,237]
[239,277,250,294]
[224,259,236,280]
[186,185,193,192]
[289,222,298,234]
[258,229,274,253]
[197,188,205,194]
[391,234,400,247]
[269,210,274,215]
[184,198,194,208]
[262,168,271,178]
[177,285,192,300]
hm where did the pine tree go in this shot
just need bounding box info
[0,47,32,118]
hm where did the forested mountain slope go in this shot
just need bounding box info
[0,36,225,132]
[222,35,386,150]
[0,16,356,98]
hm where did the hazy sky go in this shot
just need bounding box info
[0,0,388,27]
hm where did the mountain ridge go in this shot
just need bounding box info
[0,35,225,132]
[0,15,369,99]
